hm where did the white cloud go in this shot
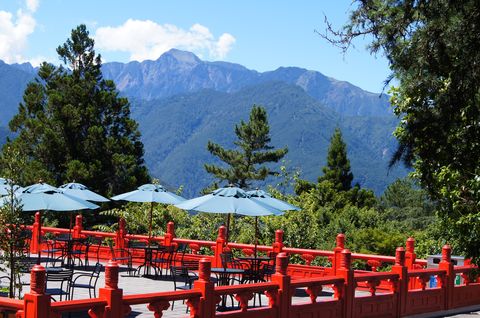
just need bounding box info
[95,19,236,61]
[26,0,39,13]
[0,0,38,63]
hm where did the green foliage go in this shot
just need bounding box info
[319,128,353,191]
[0,145,28,298]
[205,104,288,189]
[3,25,149,196]
[325,0,480,262]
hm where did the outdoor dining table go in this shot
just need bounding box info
[135,245,162,277]
[210,267,245,286]
[54,236,87,268]
[211,267,245,310]
[237,256,272,282]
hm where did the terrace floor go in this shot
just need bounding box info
[3,259,341,318]
[4,259,479,318]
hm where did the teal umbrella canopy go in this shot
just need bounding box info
[111,183,186,239]
[111,183,186,204]
[10,182,99,211]
[0,178,21,196]
[59,182,110,202]
[246,189,300,211]
[175,186,283,217]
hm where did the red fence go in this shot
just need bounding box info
[2,246,479,318]
[28,213,427,272]
[2,213,477,318]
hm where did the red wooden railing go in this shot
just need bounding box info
[3,214,478,318]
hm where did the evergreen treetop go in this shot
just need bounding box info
[3,24,149,195]
[319,127,353,191]
[205,105,288,189]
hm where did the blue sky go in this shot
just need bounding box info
[0,0,390,93]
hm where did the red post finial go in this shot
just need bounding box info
[275,230,284,244]
[218,226,226,240]
[167,221,175,235]
[395,247,405,266]
[336,233,345,249]
[442,244,452,262]
[198,258,211,281]
[406,237,415,253]
[105,260,119,289]
[75,214,82,227]
[35,211,41,223]
[275,252,289,275]
[340,249,352,270]
[119,218,126,232]
[30,265,46,295]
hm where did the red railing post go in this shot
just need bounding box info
[164,221,175,246]
[115,217,126,250]
[23,265,51,318]
[438,244,454,309]
[392,247,408,316]
[332,233,345,275]
[99,260,123,318]
[405,237,417,289]
[272,230,284,254]
[271,252,291,318]
[338,249,354,318]
[30,212,41,254]
[193,258,215,318]
[405,237,416,269]
[73,214,83,238]
[213,226,226,267]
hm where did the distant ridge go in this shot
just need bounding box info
[102,48,391,117]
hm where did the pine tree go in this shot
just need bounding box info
[204,105,288,189]
[3,25,149,195]
[319,128,353,191]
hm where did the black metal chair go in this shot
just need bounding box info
[87,237,103,266]
[220,252,245,284]
[70,263,103,299]
[46,269,73,301]
[170,265,198,310]
[127,240,147,266]
[69,240,90,268]
[108,244,133,276]
[173,243,188,266]
[152,245,175,278]
[40,237,63,266]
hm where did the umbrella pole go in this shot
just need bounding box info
[148,202,153,246]
[254,216,258,258]
[36,211,42,265]
[69,212,73,238]
[226,213,231,244]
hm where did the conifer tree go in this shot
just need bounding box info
[3,25,149,195]
[205,105,288,189]
[319,127,353,191]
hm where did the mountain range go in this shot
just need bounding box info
[0,49,407,196]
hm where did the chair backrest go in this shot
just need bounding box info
[220,253,234,268]
[170,266,190,287]
[47,269,74,282]
[89,263,103,286]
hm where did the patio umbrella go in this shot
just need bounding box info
[59,182,110,202]
[246,189,300,256]
[0,178,21,196]
[174,185,283,244]
[1,182,99,264]
[111,183,186,239]
[59,182,110,236]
